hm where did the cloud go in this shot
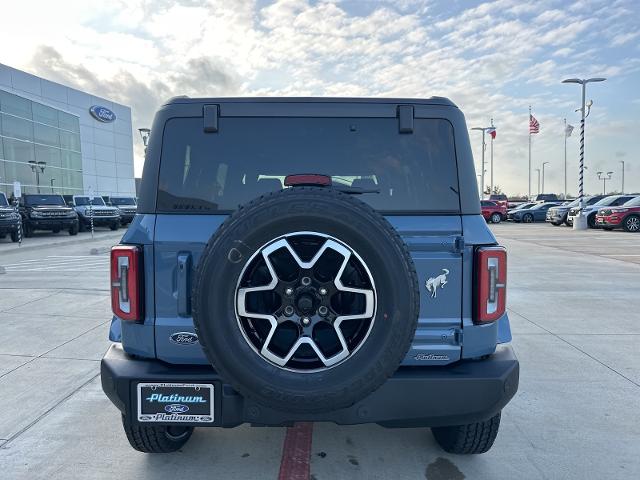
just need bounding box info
[3,0,637,194]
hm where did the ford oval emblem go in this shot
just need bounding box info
[165,404,189,414]
[170,332,199,345]
[89,105,116,123]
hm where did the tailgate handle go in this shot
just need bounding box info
[177,253,192,317]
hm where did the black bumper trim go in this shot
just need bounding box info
[101,344,519,428]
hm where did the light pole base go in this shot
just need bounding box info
[573,214,589,231]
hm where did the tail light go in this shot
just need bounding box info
[111,245,143,322]
[475,246,506,324]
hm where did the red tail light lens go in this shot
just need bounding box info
[111,245,143,322]
[475,246,507,324]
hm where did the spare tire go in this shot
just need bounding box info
[192,187,419,413]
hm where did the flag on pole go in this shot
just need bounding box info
[529,115,540,134]
[487,127,496,139]
[565,124,574,137]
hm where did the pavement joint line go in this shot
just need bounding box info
[508,306,640,389]
[0,288,63,314]
[0,287,109,292]
[0,372,100,449]
[500,236,640,268]
[0,321,109,379]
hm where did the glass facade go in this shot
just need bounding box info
[0,89,83,198]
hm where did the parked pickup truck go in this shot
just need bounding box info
[101,97,519,455]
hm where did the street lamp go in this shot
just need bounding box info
[138,128,151,150]
[596,171,613,195]
[50,178,55,194]
[535,168,541,195]
[541,162,550,195]
[562,77,606,230]
[28,160,46,193]
[471,126,493,199]
[619,160,625,194]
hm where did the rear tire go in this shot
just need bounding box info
[121,415,194,453]
[432,412,501,454]
[623,215,640,233]
[490,213,502,224]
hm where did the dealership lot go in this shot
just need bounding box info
[0,224,638,479]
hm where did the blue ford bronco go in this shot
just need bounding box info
[101,97,518,454]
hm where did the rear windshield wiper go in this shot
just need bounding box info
[331,186,380,195]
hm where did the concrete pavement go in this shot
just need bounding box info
[0,223,638,479]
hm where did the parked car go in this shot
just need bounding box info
[101,97,518,455]
[19,194,78,237]
[488,194,508,209]
[546,195,606,226]
[0,192,21,242]
[507,202,536,219]
[109,196,138,225]
[481,200,507,223]
[509,202,561,223]
[534,193,559,202]
[595,196,640,232]
[68,196,120,231]
[567,195,637,228]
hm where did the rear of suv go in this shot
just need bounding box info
[101,97,519,455]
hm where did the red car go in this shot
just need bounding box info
[489,194,509,209]
[481,200,507,223]
[595,196,640,232]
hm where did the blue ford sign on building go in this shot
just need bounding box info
[89,105,116,123]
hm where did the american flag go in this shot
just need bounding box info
[529,115,540,134]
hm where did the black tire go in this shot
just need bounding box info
[490,213,501,224]
[587,214,596,228]
[23,222,33,238]
[68,223,78,236]
[78,221,86,232]
[623,215,640,233]
[52,228,61,234]
[10,231,19,242]
[121,415,193,453]
[603,227,614,231]
[192,187,419,414]
[551,222,561,226]
[432,412,501,454]
[522,214,533,223]
[110,222,119,231]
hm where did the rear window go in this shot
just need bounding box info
[157,117,460,213]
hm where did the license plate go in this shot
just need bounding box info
[137,383,214,423]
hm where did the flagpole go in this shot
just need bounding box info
[490,117,494,195]
[528,106,532,200]
[563,117,567,199]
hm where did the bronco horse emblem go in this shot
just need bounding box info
[425,269,449,298]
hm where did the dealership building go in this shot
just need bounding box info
[0,63,136,199]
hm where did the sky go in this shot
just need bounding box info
[0,0,638,197]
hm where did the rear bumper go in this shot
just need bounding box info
[101,343,519,428]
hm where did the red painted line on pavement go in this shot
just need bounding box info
[278,422,314,480]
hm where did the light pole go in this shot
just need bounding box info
[619,160,625,193]
[50,178,55,194]
[597,171,613,194]
[541,161,550,194]
[472,126,492,198]
[535,168,541,196]
[562,77,606,230]
[28,161,46,193]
